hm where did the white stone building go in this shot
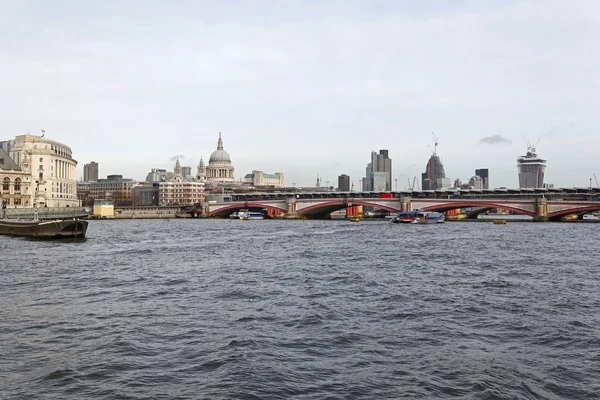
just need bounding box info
[158,159,205,205]
[243,171,285,188]
[3,134,79,207]
[159,178,204,205]
[206,133,235,183]
[0,149,34,208]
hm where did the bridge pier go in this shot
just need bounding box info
[285,198,298,218]
[400,196,412,212]
[533,198,549,222]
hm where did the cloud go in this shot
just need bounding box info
[170,155,184,162]
[478,135,513,145]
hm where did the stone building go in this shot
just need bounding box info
[2,134,79,207]
[159,178,204,205]
[0,149,33,208]
[243,171,284,188]
[206,133,235,183]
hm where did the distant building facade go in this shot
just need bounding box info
[468,175,484,190]
[84,161,99,182]
[90,174,135,205]
[182,166,192,178]
[145,168,172,183]
[362,150,392,191]
[243,171,284,188]
[159,179,204,205]
[0,148,33,208]
[1,134,79,207]
[338,174,350,191]
[132,182,160,206]
[475,168,489,189]
[76,181,92,206]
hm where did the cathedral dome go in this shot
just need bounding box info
[208,133,231,163]
[209,149,231,163]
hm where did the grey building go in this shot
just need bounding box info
[145,168,173,183]
[475,168,489,189]
[338,174,350,191]
[83,161,99,182]
[132,184,160,206]
[362,150,392,191]
[182,166,192,178]
[422,153,447,190]
[517,145,546,188]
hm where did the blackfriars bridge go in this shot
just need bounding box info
[185,188,600,221]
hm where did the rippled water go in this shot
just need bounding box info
[1,219,599,399]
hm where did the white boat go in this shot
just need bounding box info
[229,211,243,219]
[242,211,264,220]
[390,211,445,224]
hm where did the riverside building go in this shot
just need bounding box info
[1,134,79,207]
[0,149,33,207]
[90,175,135,205]
[158,159,204,205]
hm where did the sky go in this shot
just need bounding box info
[1,0,598,189]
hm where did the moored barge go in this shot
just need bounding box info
[0,219,88,238]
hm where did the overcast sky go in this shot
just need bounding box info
[1,0,598,188]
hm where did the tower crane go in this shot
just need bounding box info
[594,173,599,188]
[427,132,439,155]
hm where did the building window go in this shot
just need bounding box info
[39,157,43,162]
[39,172,43,180]
[39,165,43,170]
[14,178,21,192]
[2,177,9,191]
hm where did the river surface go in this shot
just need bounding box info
[1,219,599,399]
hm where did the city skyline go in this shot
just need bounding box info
[1,1,599,188]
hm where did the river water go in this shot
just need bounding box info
[1,219,599,399]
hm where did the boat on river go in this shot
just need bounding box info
[0,219,88,238]
[390,211,445,224]
[242,211,264,220]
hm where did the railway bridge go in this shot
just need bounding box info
[198,193,600,222]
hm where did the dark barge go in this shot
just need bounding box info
[0,219,88,238]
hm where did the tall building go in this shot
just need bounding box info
[362,150,392,191]
[83,161,99,182]
[475,168,489,189]
[338,174,350,191]
[3,134,79,207]
[421,143,448,190]
[517,144,546,188]
[181,166,192,178]
[206,133,235,183]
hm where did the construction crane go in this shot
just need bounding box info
[427,132,439,155]
[594,173,599,188]
[407,176,418,191]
